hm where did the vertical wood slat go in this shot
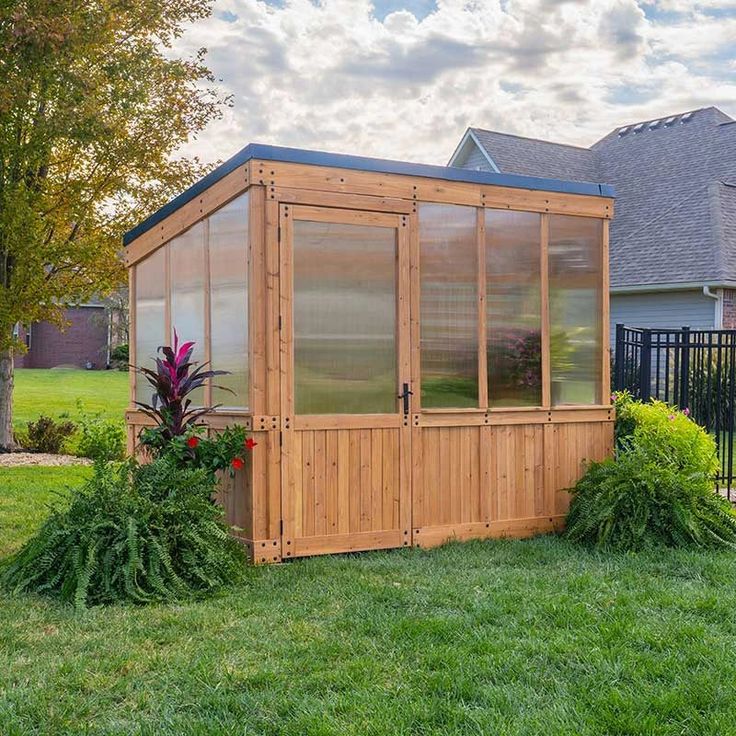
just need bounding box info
[540,215,551,409]
[203,218,212,407]
[314,430,326,535]
[477,208,488,408]
[601,219,611,404]
[408,210,421,412]
[267,199,282,417]
[397,216,413,539]
[128,267,137,409]
[249,186,266,414]
[349,430,361,532]
[303,432,315,537]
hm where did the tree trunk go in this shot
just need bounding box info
[0,347,14,452]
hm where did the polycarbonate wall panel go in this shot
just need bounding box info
[209,194,249,408]
[170,221,206,405]
[549,215,603,405]
[486,210,542,407]
[419,204,478,408]
[134,247,166,403]
[293,219,397,414]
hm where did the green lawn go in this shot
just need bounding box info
[3,467,736,735]
[13,368,128,427]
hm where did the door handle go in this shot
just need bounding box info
[398,382,413,415]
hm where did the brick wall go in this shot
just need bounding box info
[723,290,736,329]
[16,306,109,369]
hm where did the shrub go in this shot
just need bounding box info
[76,403,126,464]
[110,344,129,363]
[566,395,736,550]
[26,416,76,454]
[0,458,246,608]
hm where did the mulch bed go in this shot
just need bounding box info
[0,453,91,467]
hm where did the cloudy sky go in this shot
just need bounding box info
[176,0,736,166]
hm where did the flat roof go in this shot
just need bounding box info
[123,143,616,246]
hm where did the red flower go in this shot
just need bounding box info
[245,438,258,450]
[231,457,244,470]
[187,437,199,449]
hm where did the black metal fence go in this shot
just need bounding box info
[613,324,736,495]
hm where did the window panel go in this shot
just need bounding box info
[419,204,478,408]
[549,215,603,405]
[134,247,166,403]
[486,210,542,407]
[293,219,397,414]
[170,222,206,405]
[209,194,249,408]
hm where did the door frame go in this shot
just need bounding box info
[278,203,413,557]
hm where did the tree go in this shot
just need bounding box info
[0,0,228,449]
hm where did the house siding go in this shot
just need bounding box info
[462,144,494,171]
[610,290,716,344]
[16,306,109,369]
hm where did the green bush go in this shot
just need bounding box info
[0,459,246,608]
[110,343,129,363]
[26,416,76,454]
[566,394,736,550]
[76,403,126,463]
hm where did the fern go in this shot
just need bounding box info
[567,398,736,551]
[0,459,246,609]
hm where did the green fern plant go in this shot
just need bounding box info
[567,396,736,550]
[0,459,245,608]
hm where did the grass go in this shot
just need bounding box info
[13,368,128,427]
[3,467,736,734]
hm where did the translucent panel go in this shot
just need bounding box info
[549,215,603,405]
[135,247,166,403]
[293,219,397,414]
[486,210,542,407]
[209,194,249,408]
[419,204,478,408]
[170,221,206,405]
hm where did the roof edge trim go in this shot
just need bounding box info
[124,143,614,246]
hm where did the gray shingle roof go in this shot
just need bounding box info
[469,128,599,182]
[457,107,736,289]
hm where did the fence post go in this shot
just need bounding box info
[679,325,691,410]
[614,323,624,391]
[639,329,652,401]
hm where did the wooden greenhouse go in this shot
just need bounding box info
[124,144,615,563]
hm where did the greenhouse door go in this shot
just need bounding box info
[279,205,413,557]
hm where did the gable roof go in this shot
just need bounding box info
[456,128,599,182]
[124,143,613,246]
[452,107,736,290]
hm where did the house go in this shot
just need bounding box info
[15,301,113,370]
[449,106,736,334]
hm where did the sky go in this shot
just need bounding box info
[174,0,736,166]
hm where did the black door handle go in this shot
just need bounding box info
[398,382,413,415]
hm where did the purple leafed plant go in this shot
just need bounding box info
[135,330,230,442]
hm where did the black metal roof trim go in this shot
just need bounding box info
[123,143,615,246]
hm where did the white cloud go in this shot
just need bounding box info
[174,0,736,166]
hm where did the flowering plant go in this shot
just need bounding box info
[155,425,256,479]
[136,330,255,477]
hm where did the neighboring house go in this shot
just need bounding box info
[15,302,111,369]
[449,106,736,335]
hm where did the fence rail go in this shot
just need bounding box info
[614,324,736,496]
